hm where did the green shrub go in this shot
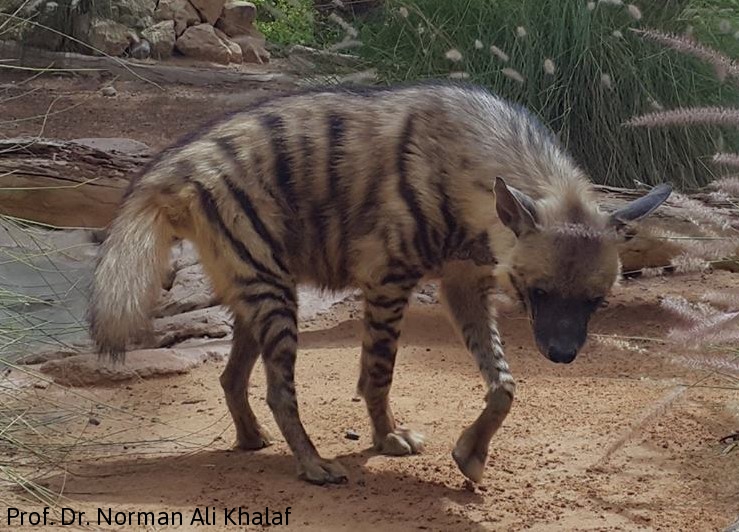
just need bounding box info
[354,0,739,189]
[252,0,316,45]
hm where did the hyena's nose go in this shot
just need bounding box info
[547,345,577,364]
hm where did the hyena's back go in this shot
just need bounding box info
[91,83,544,357]
[171,85,501,289]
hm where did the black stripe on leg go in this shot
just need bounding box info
[368,320,400,340]
[259,308,298,346]
[365,295,408,309]
[380,271,422,287]
[236,275,295,303]
[367,338,396,361]
[367,366,392,388]
[242,292,287,305]
[262,328,298,359]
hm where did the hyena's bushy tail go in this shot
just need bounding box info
[89,190,174,361]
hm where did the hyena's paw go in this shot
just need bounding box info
[298,458,348,485]
[234,425,273,451]
[452,427,487,483]
[235,433,273,451]
[375,427,425,456]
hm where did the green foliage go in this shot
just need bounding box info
[354,0,739,189]
[252,0,316,45]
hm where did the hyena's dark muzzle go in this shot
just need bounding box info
[528,291,599,364]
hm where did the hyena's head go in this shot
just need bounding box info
[494,177,671,364]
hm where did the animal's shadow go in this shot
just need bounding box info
[41,448,490,530]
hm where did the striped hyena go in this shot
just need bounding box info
[89,83,671,485]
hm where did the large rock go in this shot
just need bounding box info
[156,263,217,317]
[154,0,201,36]
[232,33,269,64]
[172,241,201,271]
[111,0,156,30]
[141,20,177,59]
[152,306,232,347]
[88,18,132,56]
[215,0,257,37]
[189,0,227,24]
[214,27,243,63]
[38,346,227,387]
[175,23,241,64]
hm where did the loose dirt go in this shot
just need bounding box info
[2,74,737,531]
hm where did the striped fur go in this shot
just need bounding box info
[89,82,670,485]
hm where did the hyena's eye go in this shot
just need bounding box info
[531,288,548,300]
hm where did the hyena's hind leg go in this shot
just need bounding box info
[440,262,516,482]
[358,278,425,456]
[220,316,272,450]
[235,276,347,485]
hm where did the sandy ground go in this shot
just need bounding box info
[2,74,738,531]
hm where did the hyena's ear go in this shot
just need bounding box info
[608,183,672,234]
[494,177,538,237]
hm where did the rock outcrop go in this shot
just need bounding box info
[88,18,132,56]
[215,0,257,37]
[190,0,227,25]
[39,346,227,386]
[175,23,242,65]
[154,0,201,37]
[10,0,269,64]
[141,20,177,59]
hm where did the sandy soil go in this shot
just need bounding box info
[2,74,738,531]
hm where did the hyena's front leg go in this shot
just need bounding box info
[358,281,425,456]
[441,263,515,482]
[237,277,347,485]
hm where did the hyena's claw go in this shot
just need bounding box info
[375,427,425,456]
[234,433,273,451]
[234,424,274,450]
[452,427,487,483]
[298,458,348,485]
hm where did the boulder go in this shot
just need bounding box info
[214,27,243,63]
[189,0,227,24]
[156,263,217,317]
[154,0,201,36]
[175,23,241,64]
[87,18,131,56]
[172,241,201,271]
[142,20,177,59]
[232,33,269,64]
[38,346,227,387]
[111,0,156,30]
[152,306,232,348]
[215,0,257,37]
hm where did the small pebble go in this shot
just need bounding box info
[100,86,117,97]
[345,429,360,441]
[88,417,101,426]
